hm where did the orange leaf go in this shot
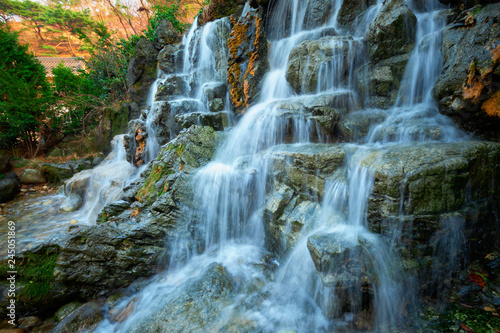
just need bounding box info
[468,272,486,288]
[460,323,475,332]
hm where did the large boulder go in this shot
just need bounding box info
[286,36,363,94]
[338,109,388,141]
[0,173,20,203]
[156,20,181,49]
[356,53,411,109]
[126,37,159,108]
[155,75,189,101]
[127,263,235,332]
[101,101,140,152]
[157,44,184,74]
[434,3,500,139]
[304,0,337,29]
[39,163,74,183]
[19,169,46,184]
[365,0,417,64]
[227,10,269,113]
[307,231,377,326]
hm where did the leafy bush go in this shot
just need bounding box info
[0,26,54,156]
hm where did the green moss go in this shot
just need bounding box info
[136,164,174,203]
[0,249,58,301]
[424,303,500,332]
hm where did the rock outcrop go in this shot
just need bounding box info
[126,37,159,109]
[435,2,500,139]
[227,9,269,113]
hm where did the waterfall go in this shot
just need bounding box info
[91,0,475,331]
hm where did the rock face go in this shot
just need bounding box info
[126,37,159,108]
[158,45,184,74]
[127,264,235,333]
[365,0,417,63]
[227,10,269,113]
[356,53,411,109]
[337,0,378,28]
[286,36,363,94]
[435,3,500,139]
[101,102,140,152]
[0,173,20,203]
[156,20,181,49]
[29,126,221,305]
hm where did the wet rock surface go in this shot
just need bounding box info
[365,0,417,63]
[435,2,500,139]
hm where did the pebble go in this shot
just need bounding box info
[69,219,78,225]
[42,186,48,190]
[29,188,36,192]
[20,189,28,192]
[42,200,54,205]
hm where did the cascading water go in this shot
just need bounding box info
[93,0,475,331]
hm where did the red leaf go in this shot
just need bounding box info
[468,272,486,288]
[460,323,475,332]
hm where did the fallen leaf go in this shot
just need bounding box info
[460,323,475,332]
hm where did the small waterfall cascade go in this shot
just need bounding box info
[93,0,482,331]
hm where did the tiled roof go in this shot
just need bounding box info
[35,57,86,77]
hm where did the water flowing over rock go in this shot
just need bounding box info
[286,36,363,94]
[7,0,500,331]
[435,2,500,139]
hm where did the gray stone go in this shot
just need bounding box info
[270,143,347,198]
[337,0,378,28]
[286,36,363,94]
[355,141,500,224]
[356,53,411,109]
[55,301,83,322]
[365,0,417,64]
[338,109,388,141]
[97,200,131,224]
[0,173,20,203]
[175,112,229,132]
[126,37,159,108]
[60,194,83,212]
[19,169,46,184]
[40,163,74,183]
[305,0,337,29]
[92,156,104,166]
[435,3,500,139]
[127,263,234,333]
[155,75,188,101]
[53,301,103,333]
[208,98,225,112]
[158,44,184,74]
[18,316,42,328]
[157,20,181,47]
[203,82,227,102]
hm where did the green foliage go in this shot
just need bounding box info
[0,26,54,154]
[40,44,58,53]
[0,174,3,180]
[144,1,184,42]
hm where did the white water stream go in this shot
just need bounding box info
[93,0,469,331]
